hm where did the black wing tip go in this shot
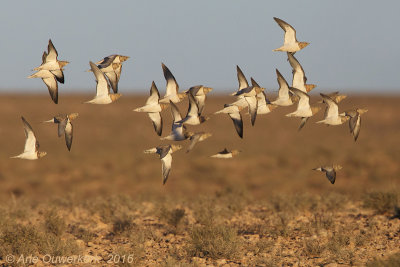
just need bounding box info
[51,95,58,104]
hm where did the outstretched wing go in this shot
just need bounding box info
[21,116,38,153]
[273,17,297,45]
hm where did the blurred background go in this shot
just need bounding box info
[0,0,399,93]
[0,1,399,203]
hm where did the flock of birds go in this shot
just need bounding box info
[12,17,367,185]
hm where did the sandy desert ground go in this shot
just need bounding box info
[0,93,399,266]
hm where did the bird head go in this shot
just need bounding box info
[305,84,316,92]
[68,113,79,120]
[340,116,350,123]
[171,144,182,152]
[231,150,241,156]
[38,151,47,158]
[311,106,322,115]
[119,55,130,62]
[177,93,188,101]
[299,42,310,49]
[59,61,69,68]
[203,86,213,94]
[110,94,122,102]
[160,103,170,110]
[200,116,210,123]
[254,87,265,95]
[333,164,343,171]
[357,108,368,114]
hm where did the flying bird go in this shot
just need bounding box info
[185,85,213,114]
[28,67,59,104]
[161,101,191,141]
[230,65,250,108]
[273,17,309,53]
[340,108,368,141]
[313,165,342,184]
[144,144,182,184]
[11,117,47,160]
[214,104,244,138]
[234,86,265,126]
[316,93,349,126]
[95,54,130,65]
[287,53,316,93]
[85,62,121,104]
[43,113,79,151]
[159,63,186,104]
[90,54,130,93]
[211,148,241,159]
[317,91,347,104]
[134,82,169,136]
[33,39,69,83]
[186,132,212,153]
[286,88,321,130]
[250,78,277,115]
[176,93,209,125]
[271,69,298,106]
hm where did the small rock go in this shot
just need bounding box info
[87,241,94,247]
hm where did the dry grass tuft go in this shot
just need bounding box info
[363,191,399,214]
[43,209,66,236]
[367,253,400,267]
[158,207,186,234]
[186,224,242,260]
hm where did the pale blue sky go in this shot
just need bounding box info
[0,1,399,93]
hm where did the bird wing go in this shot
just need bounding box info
[21,117,38,153]
[187,134,201,153]
[320,93,339,119]
[148,112,163,136]
[274,17,297,45]
[42,75,58,104]
[245,96,258,126]
[42,51,48,64]
[236,65,249,90]
[291,88,310,111]
[96,55,117,67]
[325,169,336,184]
[64,120,73,151]
[187,93,200,117]
[276,69,290,100]
[162,63,179,96]
[351,114,361,141]
[57,117,68,137]
[194,94,206,115]
[298,117,309,131]
[46,39,58,62]
[161,153,172,185]
[288,53,306,91]
[90,61,110,97]
[50,69,65,84]
[105,68,119,94]
[169,101,185,136]
[228,109,243,138]
[170,101,183,123]
[146,81,161,105]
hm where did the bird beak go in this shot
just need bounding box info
[42,119,54,123]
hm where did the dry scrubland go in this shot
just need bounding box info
[0,94,399,266]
